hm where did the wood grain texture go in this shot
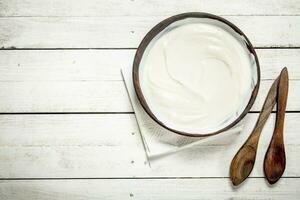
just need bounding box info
[264,68,289,184]
[230,75,279,186]
[1,0,300,16]
[1,49,300,81]
[0,0,299,198]
[0,81,132,112]
[0,16,299,48]
[0,178,299,200]
[0,50,299,112]
[0,113,299,178]
[0,79,299,112]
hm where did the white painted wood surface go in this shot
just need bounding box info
[0,113,299,178]
[0,50,299,112]
[0,16,300,48]
[0,179,299,200]
[0,0,300,199]
[1,77,300,112]
[1,0,299,16]
[0,49,300,81]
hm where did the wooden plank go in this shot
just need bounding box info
[1,49,299,112]
[0,114,139,147]
[254,80,298,111]
[0,178,299,200]
[0,79,299,112]
[1,0,299,16]
[0,113,299,178]
[257,49,300,80]
[147,113,300,177]
[0,114,148,178]
[1,49,300,81]
[0,81,132,112]
[0,50,135,81]
[0,16,299,48]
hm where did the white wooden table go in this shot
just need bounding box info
[0,1,300,199]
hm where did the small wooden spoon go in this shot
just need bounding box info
[264,67,288,184]
[230,74,280,186]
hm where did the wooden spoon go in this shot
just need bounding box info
[230,75,280,186]
[264,67,288,184]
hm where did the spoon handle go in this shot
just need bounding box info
[264,67,289,184]
[230,76,279,186]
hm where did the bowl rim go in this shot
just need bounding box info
[132,12,261,137]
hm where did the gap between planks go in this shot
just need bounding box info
[0,111,299,115]
[1,47,300,50]
[0,112,135,115]
[0,177,299,180]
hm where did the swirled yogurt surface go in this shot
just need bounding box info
[139,18,257,134]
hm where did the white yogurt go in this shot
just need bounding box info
[139,18,257,134]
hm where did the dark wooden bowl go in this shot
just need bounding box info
[133,12,260,137]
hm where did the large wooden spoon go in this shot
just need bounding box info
[229,74,280,186]
[264,67,288,184]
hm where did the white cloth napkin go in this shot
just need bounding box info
[121,66,243,161]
